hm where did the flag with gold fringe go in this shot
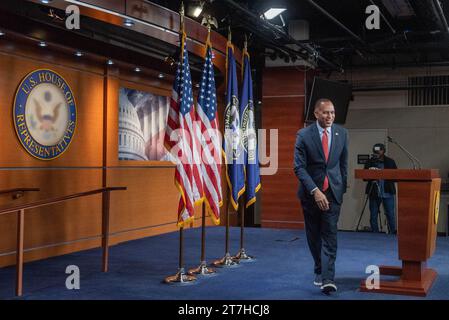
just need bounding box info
[223,36,245,211]
[195,34,222,224]
[164,27,203,227]
[240,46,261,208]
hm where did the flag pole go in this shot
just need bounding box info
[213,188,238,267]
[233,191,254,261]
[164,227,196,283]
[189,202,216,275]
[188,21,217,276]
[233,35,254,262]
[212,26,239,268]
[164,2,197,284]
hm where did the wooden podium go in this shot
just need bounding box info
[354,169,441,296]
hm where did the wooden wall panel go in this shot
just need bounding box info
[107,168,178,230]
[80,0,126,13]
[261,68,305,229]
[0,169,103,266]
[0,52,104,167]
[263,67,305,97]
[0,3,233,268]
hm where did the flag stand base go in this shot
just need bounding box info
[164,267,197,284]
[188,261,216,276]
[233,248,255,262]
[212,252,239,268]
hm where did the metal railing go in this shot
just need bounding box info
[0,186,127,297]
[0,188,40,199]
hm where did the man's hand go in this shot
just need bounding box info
[313,189,330,211]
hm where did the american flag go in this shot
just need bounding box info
[164,33,204,226]
[195,42,222,224]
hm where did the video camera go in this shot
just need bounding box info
[357,153,383,168]
[357,143,385,168]
[367,153,383,168]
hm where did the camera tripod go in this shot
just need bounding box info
[355,180,390,233]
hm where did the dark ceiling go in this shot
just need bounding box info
[151,0,449,71]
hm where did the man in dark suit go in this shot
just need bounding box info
[364,143,397,234]
[294,98,348,294]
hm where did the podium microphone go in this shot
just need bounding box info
[387,135,422,169]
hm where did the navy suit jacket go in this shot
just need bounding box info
[294,123,349,205]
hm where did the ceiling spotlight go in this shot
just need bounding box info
[38,41,47,47]
[262,8,286,20]
[164,56,176,67]
[0,30,5,36]
[123,18,134,27]
[75,51,83,57]
[187,1,204,18]
[158,73,165,79]
[107,59,114,65]
[40,0,53,4]
[193,3,204,18]
[134,67,141,72]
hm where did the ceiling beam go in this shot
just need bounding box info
[222,0,343,71]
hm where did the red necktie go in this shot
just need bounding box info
[322,130,329,192]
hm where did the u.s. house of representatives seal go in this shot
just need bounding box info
[13,69,77,160]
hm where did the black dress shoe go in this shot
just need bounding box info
[313,274,322,286]
[321,282,337,295]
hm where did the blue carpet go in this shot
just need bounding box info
[0,227,448,300]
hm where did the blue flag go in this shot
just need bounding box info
[223,42,245,211]
[240,50,261,207]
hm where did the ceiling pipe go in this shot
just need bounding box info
[222,0,343,71]
[305,0,366,45]
[432,0,449,34]
[349,59,449,69]
[305,0,393,66]
[369,0,396,34]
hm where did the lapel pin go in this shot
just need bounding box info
[335,132,339,136]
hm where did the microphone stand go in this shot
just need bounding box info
[387,136,422,169]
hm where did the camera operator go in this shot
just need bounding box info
[364,143,397,234]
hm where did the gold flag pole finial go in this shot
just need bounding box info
[207,20,211,34]
[180,1,185,27]
[201,15,218,45]
[206,16,212,45]
[206,23,211,46]
[228,26,232,43]
[244,34,248,52]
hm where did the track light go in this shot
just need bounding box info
[107,59,114,65]
[262,8,286,20]
[193,6,203,18]
[38,41,47,47]
[75,51,83,57]
[188,1,204,18]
